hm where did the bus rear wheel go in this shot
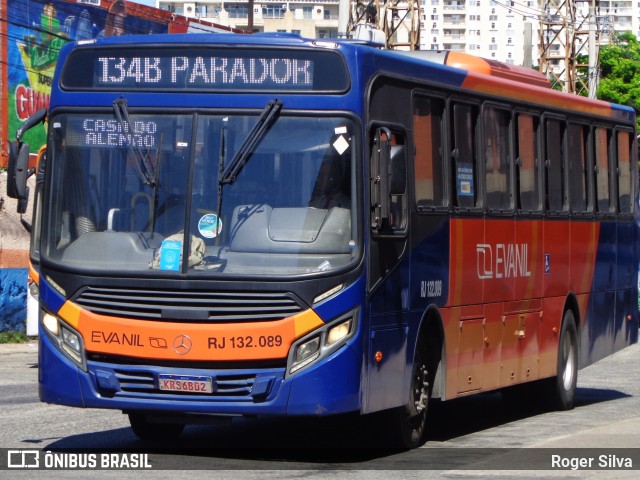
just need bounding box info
[545,310,578,410]
[128,413,185,441]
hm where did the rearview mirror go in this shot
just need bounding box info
[6,141,31,202]
[371,128,391,230]
[389,145,406,195]
[16,109,47,141]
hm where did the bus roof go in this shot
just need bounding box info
[58,33,635,125]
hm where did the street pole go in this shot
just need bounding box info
[338,0,350,38]
[523,22,532,68]
[588,3,599,99]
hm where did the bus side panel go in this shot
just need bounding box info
[592,221,616,293]
[449,218,484,307]
[569,220,598,295]
[514,219,543,304]
[367,256,410,413]
[581,221,617,366]
[454,305,485,394]
[542,219,571,298]
[482,302,503,391]
[614,288,638,352]
[538,296,562,379]
[482,218,515,304]
[583,291,616,366]
[615,217,637,291]
[366,326,408,412]
[409,218,450,311]
[443,306,461,399]
[579,219,640,367]
[614,219,638,351]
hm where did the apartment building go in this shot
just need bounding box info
[422,0,532,65]
[157,1,340,39]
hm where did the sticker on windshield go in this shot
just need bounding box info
[159,240,182,271]
[333,135,349,155]
[198,213,222,239]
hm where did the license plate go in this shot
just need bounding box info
[158,374,213,394]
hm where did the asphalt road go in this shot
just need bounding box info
[1,339,639,478]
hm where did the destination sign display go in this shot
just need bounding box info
[97,56,313,88]
[60,115,165,149]
[61,47,349,92]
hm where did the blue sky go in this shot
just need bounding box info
[129,0,156,6]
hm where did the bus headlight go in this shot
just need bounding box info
[61,327,82,360]
[286,309,358,377]
[42,312,59,335]
[327,319,352,346]
[41,310,86,371]
[290,338,321,374]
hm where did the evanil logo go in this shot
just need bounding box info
[476,243,531,279]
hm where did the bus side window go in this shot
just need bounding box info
[594,126,612,214]
[515,113,541,212]
[413,95,445,210]
[616,129,633,214]
[544,118,566,213]
[567,123,590,214]
[451,102,479,209]
[483,106,512,211]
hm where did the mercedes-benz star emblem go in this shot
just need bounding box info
[173,335,192,355]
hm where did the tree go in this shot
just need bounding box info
[597,32,640,112]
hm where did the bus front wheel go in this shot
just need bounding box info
[379,339,431,449]
[128,413,185,441]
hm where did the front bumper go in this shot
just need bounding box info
[38,327,362,417]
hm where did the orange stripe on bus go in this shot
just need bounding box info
[57,301,325,362]
[462,72,613,118]
[28,262,40,284]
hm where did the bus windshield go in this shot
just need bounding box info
[43,112,359,276]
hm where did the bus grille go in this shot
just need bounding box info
[74,287,304,321]
[113,369,256,398]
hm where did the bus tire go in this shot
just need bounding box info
[380,338,431,449]
[546,310,579,410]
[128,413,185,441]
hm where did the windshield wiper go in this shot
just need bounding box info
[149,132,163,238]
[219,99,283,186]
[113,97,157,188]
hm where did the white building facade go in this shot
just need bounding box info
[157,1,340,39]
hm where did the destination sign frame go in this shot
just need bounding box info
[61,46,350,93]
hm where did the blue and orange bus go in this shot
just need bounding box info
[7,33,639,448]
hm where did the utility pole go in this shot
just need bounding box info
[587,1,599,98]
[382,0,421,50]
[539,0,598,95]
[0,0,7,167]
[338,0,350,37]
[346,0,421,50]
[523,22,533,68]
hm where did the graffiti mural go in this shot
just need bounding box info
[7,0,168,149]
